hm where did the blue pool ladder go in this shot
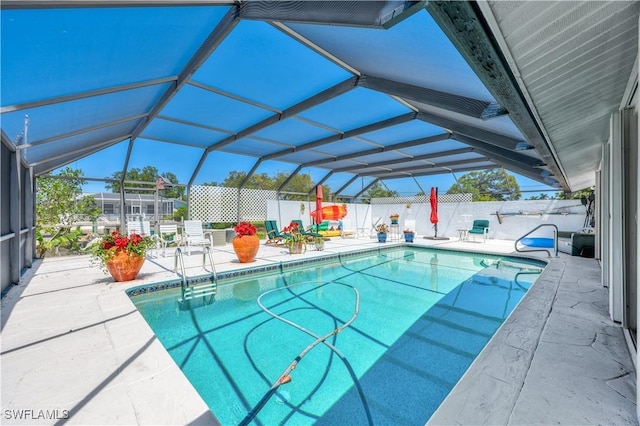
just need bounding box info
[515,224,558,257]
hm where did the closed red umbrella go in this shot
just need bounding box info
[315,185,323,226]
[430,187,439,237]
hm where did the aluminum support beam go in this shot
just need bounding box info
[239,1,425,29]
[360,74,507,119]
[264,113,417,161]
[364,157,491,178]
[425,0,569,190]
[302,132,450,168]
[332,147,474,173]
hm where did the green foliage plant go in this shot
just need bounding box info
[36,167,101,258]
[281,221,308,250]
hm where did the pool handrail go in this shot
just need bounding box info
[174,247,187,299]
[515,224,558,257]
[174,246,218,303]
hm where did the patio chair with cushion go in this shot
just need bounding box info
[183,220,211,255]
[264,220,287,245]
[155,224,181,256]
[468,219,490,243]
[291,219,322,241]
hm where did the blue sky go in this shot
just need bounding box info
[0,6,559,199]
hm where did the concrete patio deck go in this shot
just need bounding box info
[1,236,636,425]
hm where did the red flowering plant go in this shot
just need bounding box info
[234,221,257,238]
[281,221,308,247]
[90,231,154,272]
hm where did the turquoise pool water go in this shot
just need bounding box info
[130,247,544,425]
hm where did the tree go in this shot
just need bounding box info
[213,170,328,201]
[173,206,187,222]
[219,171,275,190]
[106,166,184,199]
[36,167,101,257]
[274,172,317,200]
[527,193,552,200]
[447,169,521,201]
[364,182,399,201]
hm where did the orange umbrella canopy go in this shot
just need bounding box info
[310,204,347,221]
[430,187,438,225]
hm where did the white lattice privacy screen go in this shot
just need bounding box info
[371,193,472,204]
[189,185,277,223]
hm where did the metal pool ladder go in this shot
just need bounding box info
[174,246,218,305]
[515,224,558,257]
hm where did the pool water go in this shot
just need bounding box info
[130,247,544,425]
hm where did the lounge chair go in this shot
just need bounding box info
[370,217,382,238]
[183,220,211,255]
[468,219,490,243]
[264,220,286,245]
[291,220,323,240]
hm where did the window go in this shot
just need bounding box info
[104,203,114,214]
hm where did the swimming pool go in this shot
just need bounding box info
[130,247,544,425]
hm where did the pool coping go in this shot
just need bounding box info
[125,244,548,297]
[427,255,637,425]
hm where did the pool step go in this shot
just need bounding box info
[181,282,217,301]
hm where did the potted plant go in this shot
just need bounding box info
[313,236,325,251]
[376,223,389,243]
[282,221,307,254]
[90,231,154,282]
[232,221,259,263]
[403,228,415,243]
[389,214,399,225]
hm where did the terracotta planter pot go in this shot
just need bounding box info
[232,235,260,263]
[289,241,305,254]
[106,251,145,282]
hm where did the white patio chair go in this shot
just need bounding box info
[127,218,151,236]
[155,224,181,256]
[183,220,211,255]
[341,218,356,238]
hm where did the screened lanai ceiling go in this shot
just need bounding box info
[2,1,637,196]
